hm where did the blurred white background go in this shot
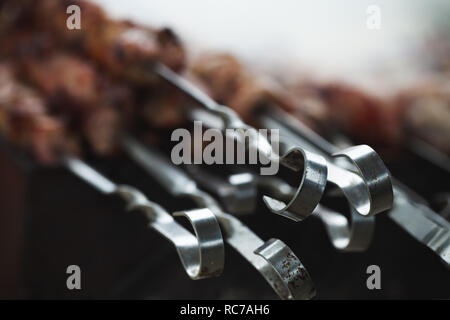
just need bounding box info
[93,0,449,93]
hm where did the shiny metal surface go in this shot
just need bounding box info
[262,108,450,266]
[259,111,394,251]
[258,175,375,252]
[262,110,393,217]
[122,136,316,299]
[191,164,374,252]
[390,182,450,268]
[187,107,379,251]
[184,166,257,215]
[254,238,315,299]
[156,63,249,131]
[63,156,225,280]
[188,108,380,251]
[156,63,328,220]
[333,145,394,217]
[262,147,327,221]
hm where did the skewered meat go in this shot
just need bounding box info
[308,82,401,148]
[0,0,189,131]
[23,0,186,83]
[0,49,136,161]
[25,51,188,133]
[190,54,398,148]
[3,45,188,158]
[0,0,189,159]
[190,53,450,154]
[19,52,135,118]
[190,53,321,126]
[0,0,447,160]
[0,62,76,163]
[18,52,134,156]
[296,81,450,154]
[22,53,100,106]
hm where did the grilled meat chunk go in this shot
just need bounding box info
[31,0,186,82]
[0,62,76,163]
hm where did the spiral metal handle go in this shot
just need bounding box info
[64,156,225,280]
[122,137,316,299]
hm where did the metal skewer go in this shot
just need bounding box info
[259,108,450,268]
[63,155,225,280]
[186,164,375,252]
[188,107,392,251]
[155,63,328,221]
[261,110,393,218]
[121,136,316,300]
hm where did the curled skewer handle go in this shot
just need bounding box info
[316,205,374,252]
[332,145,393,217]
[260,109,450,262]
[189,107,330,219]
[120,187,225,279]
[172,106,375,251]
[260,111,393,218]
[64,156,224,280]
[157,63,309,174]
[122,137,316,299]
[194,110,375,250]
[263,147,328,221]
[254,239,316,300]
[259,175,374,252]
[215,210,316,300]
[173,209,225,277]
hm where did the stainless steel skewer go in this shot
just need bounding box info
[261,111,393,218]
[260,108,450,268]
[63,155,225,280]
[156,63,328,221]
[186,165,375,252]
[121,136,316,300]
[189,107,393,251]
